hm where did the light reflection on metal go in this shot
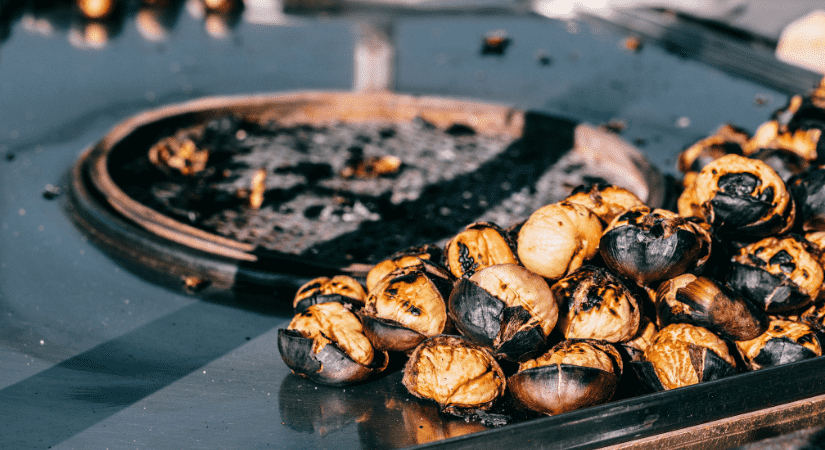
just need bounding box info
[68,21,110,48]
[77,0,116,20]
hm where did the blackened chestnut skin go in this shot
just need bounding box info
[789,168,825,232]
[600,207,711,287]
[656,274,768,341]
[278,329,388,386]
[736,319,823,370]
[509,364,617,416]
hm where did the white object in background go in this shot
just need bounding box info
[776,10,825,75]
[354,21,396,92]
[531,0,748,20]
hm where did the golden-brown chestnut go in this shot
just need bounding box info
[278,302,388,386]
[359,260,455,352]
[677,124,749,188]
[402,335,506,416]
[600,206,712,287]
[517,201,603,281]
[637,323,737,391]
[448,263,558,361]
[551,265,641,343]
[365,244,445,293]
[727,235,824,313]
[564,183,645,226]
[678,154,795,238]
[508,339,622,415]
[735,318,823,370]
[744,119,821,163]
[444,222,518,279]
[655,274,767,341]
[292,275,367,313]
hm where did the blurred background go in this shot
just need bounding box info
[1,0,825,449]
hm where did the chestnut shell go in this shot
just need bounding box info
[277,329,389,386]
[656,274,767,341]
[600,207,711,287]
[449,277,547,361]
[509,364,618,416]
[735,318,824,370]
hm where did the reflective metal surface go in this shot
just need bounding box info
[1,1,821,448]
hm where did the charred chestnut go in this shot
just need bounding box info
[365,244,445,293]
[508,339,622,415]
[292,275,367,313]
[278,302,388,386]
[564,184,645,226]
[677,124,749,188]
[448,263,558,361]
[727,235,824,313]
[402,335,506,416]
[359,260,455,352]
[600,206,712,287]
[517,201,603,281]
[735,318,823,370]
[678,154,795,238]
[637,323,738,391]
[655,274,767,341]
[551,266,641,343]
[750,147,810,182]
[745,119,821,163]
[799,301,825,332]
[789,168,825,232]
[444,222,519,279]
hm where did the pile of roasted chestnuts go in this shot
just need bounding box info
[278,77,825,424]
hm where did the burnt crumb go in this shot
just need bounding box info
[536,50,552,66]
[5,152,14,161]
[304,205,325,219]
[601,119,627,134]
[634,138,647,147]
[446,124,476,136]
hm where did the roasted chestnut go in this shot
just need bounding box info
[655,274,767,341]
[402,335,506,416]
[517,201,603,281]
[551,265,641,343]
[799,301,825,332]
[637,323,738,391]
[622,316,657,361]
[789,168,825,232]
[735,318,823,370]
[677,124,749,188]
[750,147,810,182]
[744,118,821,163]
[365,244,445,293]
[278,302,388,386]
[448,263,558,361]
[678,154,795,238]
[600,206,712,287]
[292,275,367,313]
[564,183,645,226]
[444,222,519,279]
[508,339,622,415]
[727,235,824,313]
[359,260,455,352]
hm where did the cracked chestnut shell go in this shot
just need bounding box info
[656,274,767,341]
[359,260,455,352]
[551,265,641,343]
[799,301,825,332]
[789,168,825,232]
[564,183,645,226]
[448,263,558,361]
[677,124,749,188]
[366,244,445,293]
[727,235,824,313]
[508,339,622,415]
[636,323,738,391]
[292,275,367,313]
[678,154,795,238]
[402,335,506,416]
[622,316,658,361]
[735,318,823,371]
[278,302,389,386]
[517,201,603,281]
[444,222,519,279]
[600,206,712,287]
